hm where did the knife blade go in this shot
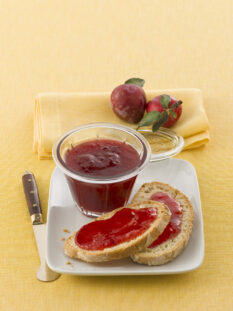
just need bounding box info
[22,171,60,282]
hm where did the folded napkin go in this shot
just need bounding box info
[34,89,210,159]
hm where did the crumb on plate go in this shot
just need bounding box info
[63,228,70,233]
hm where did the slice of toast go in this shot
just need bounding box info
[130,182,194,265]
[64,200,171,263]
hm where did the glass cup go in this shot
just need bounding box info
[52,123,184,217]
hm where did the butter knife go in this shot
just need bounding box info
[22,171,60,282]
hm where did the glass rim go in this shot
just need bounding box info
[52,122,152,184]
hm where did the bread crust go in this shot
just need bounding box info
[64,201,171,262]
[130,182,194,265]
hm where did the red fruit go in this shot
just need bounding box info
[146,95,182,128]
[111,79,146,124]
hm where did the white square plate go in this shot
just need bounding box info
[46,158,204,275]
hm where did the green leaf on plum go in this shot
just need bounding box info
[136,111,161,129]
[160,94,171,109]
[170,111,177,118]
[152,111,169,132]
[124,78,145,87]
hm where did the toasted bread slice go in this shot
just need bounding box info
[130,182,194,265]
[64,201,171,263]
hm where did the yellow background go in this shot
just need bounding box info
[0,0,232,310]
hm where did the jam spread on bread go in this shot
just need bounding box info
[75,207,157,250]
[149,192,182,247]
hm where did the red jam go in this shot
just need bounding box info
[65,139,140,215]
[149,192,182,248]
[75,207,157,250]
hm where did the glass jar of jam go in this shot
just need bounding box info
[52,123,151,217]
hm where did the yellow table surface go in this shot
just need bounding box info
[1,1,232,310]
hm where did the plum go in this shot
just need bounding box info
[110,78,146,124]
[137,95,182,132]
[146,95,182,128]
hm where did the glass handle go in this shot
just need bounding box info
[138,128,184,162]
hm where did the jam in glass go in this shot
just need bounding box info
[65,139,140,216]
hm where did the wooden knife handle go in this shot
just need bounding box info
[22,171,42,217]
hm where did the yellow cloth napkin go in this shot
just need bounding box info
[34,89,210,159]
